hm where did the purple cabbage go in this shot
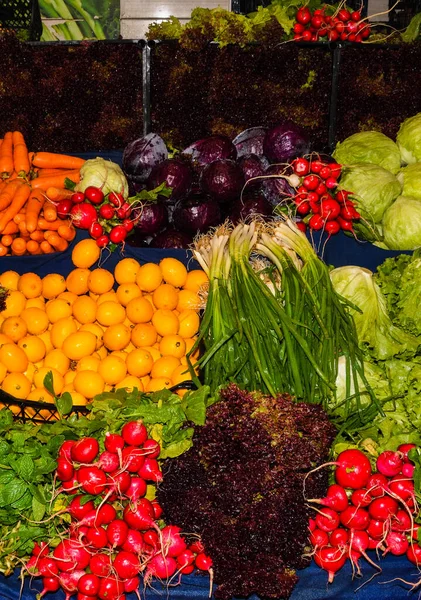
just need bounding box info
[132,201,168,236]
[263,121,311,163]
[122,133,168,183]
[233,126,268,158]
[173,196,222,235]
[150,228,193,249]
[230,193,274,224]
[182,135,237,166]
[200,159,245,204]
[238,153,270,190]
[262,164,296,208]
[147,158,193,204]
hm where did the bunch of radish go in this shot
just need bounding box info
[24,420,212,600]
[308,445,420,584]
[291,155,360,236]
[57,186,137,248]
[293,5,371,43]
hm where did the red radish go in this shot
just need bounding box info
[84,186,104,205]
[58,570,86,599]
[124,575,140,592]
[391,509,411,532]
[320,198,340,221]
[86,526,108,549]
[98,576,125,600]
[61,476,79,494]
[368,536,381,550]
[138,457,163,482]
[144,529,159,549]
[402,463,415,478]
[412,523,420,541]
[122,446,145,472]
[77,465,107,495]
[89,221,104,240]
[177,549,195,570]
[336,190,349,203]
[292,157,310,176]
[110,225,127,244]
[105,432,125,453]
[89,553,112,577]
[123,219,134,232]
[109,471,132,496]
[195,552,213,571]
[57,198,74,219]
[107,519,129,548]
[296,221,307,233]
[310,528,329,548]
[309,518,316,531]
[338,217,354,232]
[349,530,380,571]
[53,540,90,572]
[96,234,109,248]
[96,503,117,525]
[99,203,115,219]
[37,557,59,577]
[56,457,74,482]
[388,475,414,501]
[146,553,178,580]
[71,192,85,204]
[398,443,417,463]
[32,541,50,558]
[296,6,311,24]
[310,160,323,173]
[308,214,325,230]
[384,531,409,556]
[67,496,95,521]
[315,507,340,533]
[325,220,340,236]
[407,543,421,565]
[369,496,399,521]
[123,498,156,531]
[319,166,331,179]
[26,556,40,576]
[70,203,98,230]
[71,438,100,464]
[303,175,319,191]
[351,488,372,508]
[39,577,60,597]
[335,450,372,489]
[122,529,147,554]
[314,546,346,583]
[121,421,148,447]
[376,451,403,477]
[160,525,188,557]
[77,573,100,596]
[108,192,124,207]
[367,518,387,540]
[339,506,369,531]
[151,500,163,519]
[330,528,349,547]
[113,551,140,579]
[367,473,388,497]
[125,476,147,502]
[77,594,96,600]
[189,539,204,554]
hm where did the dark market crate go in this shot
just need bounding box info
[0,0,42,41]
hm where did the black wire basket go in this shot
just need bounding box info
[0,0,42,40]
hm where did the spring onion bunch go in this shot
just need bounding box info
[191,217,380,424]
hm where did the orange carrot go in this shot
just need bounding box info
[37,168,67,177]
[32,152,85,170]
[25,189,46,233]
[0,132,13,178]
[13,211,27,224]
[40,240,54,254]
[18,220,29,236]
[0,181,31,233]
[26,239,41,254]
[43,202,57,222]
[12,132,30,178]
[31,170,81,191]
[57,224,76,241]
[1,234,13,247]
[2,220,19,235]
[11,237,27,256]
[37,218,62,230]
[29,230,45,242]
[0,179,24,212]
[46,187,75,202]
[0,242,8,256]
[45,232,68,252]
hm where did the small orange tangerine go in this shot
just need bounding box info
[38,330,54,354]
[61,387,88,406]
[73,370,105,399]
[96,291,118,305]
[50,317,78,349]
[20,307,49,335]
[1,290,26,317]
[98,355,127,385]
[76,355,101,372]
[183,269,209,294]
[114,257,141,284]
[176,289,201,312]
[23,361,37,383]
[171,363,194,386]
[2,372,31,399]
[1,316,27,342]
[125,297,154,324]
[66,268,90,295]
[116,283,142,306]
[72,295,97,324]
[88,269,114,295]
[177,310,200,338]
[45,298,73,323]
[42,273,67,299]
[79,322,104,350]
[151,356,181,380]
[145,377,172,393]
[130,322,157,348]
[64,370,77,386]
[57,291,78,305]
[62,331,97,361]
[0,362,7,384]
[25,296,46,310]
[141,346,162,363]
[136,263,163,292]
[95,346,108,360]
[102,323,131,351]
[126,348,154,377]
[96,301,126,327]
[71,238,100,269]
[0,333,12,347]
[27,387,55,403]
[115,375,144,393]
[18,335,46,363]
[18,272,43,299]
[159,257,188,288]
[159,334,186,359]
[0,270,19,290]
[152,309,179,337]
[152,284,179,311]
[43,349,71,376]
[34,366,64,396]
[0,342,28,372]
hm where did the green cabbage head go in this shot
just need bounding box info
[333,131,401,174]
[396,112,421,165]
[397,163,421,200]
[76,157,129,198]
[382,195,421,250]
[339,163,401,223]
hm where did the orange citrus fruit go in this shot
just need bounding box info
[96,301,125,327]
[0,342,28,372]
[76,355,101,372]
[152,309,179,336]
[130,323,157,348]
[94,346,108,360]
[23,361,37,383]
[0,333,12,347]
[1,316,27,342]
[43,349,71,376]
[151,356,181,380]
[18,335,46,363]
[72,295,97,324]
[178,309,200,338]
[176,289,201,312]
[64,370,77,386]
[27,388,55,403]
[0,270,19,290]
[145,377,172,392]
[34,366,64,395]
[102,323,132,351]
[1,290,26,317]
[25,296,46,310]
[71,238,100,269]
[183,269,209,293]
[66,268,91,295]
[50,317,78,349]
[2,372,31,399]
[42,273,67,299]
[116,283,142,307]
[98,355,127,385]
[45,298,73,323]
[79,322,104,349]
[171,363,193,386]
[88,269,114,295]
[159,334,186,359]
[39,330,54,354]
[96,290,117,305]
[136,263,163,292]
[61,388,88,406]
[73,370,105,399]
[18,273,43,299]
[114,257,141,284]
[115,375,144,393]
[0,362,7,384]
[125,297,154,324]
[57,291,78,305]
[20,307,49,335]
[153,284,179,310]
[62,331,97,361]
[126,348,154,377]
[160,257,188,288]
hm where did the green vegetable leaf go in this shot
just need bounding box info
[182,386,209,425]
[0,478,27,507]
[32,495,46,522]
[0,409,13,430]
[56,392,73,417]
[16,455,35,481]
[43,370,56,399]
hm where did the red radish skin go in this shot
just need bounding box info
[160,525,188,557]
[138,457,163,482]
[58,440,76,461]
[121,421,148,447]
[351,488,372,508]
[367,518,388,540]
[98,576,125,600]
[329,528,349,547]
[107,519,129,548]
[89,553,112,577]
[339,506,369,531]
[104,432,125,454]
[349,530,381,571]
[309,484,348,513]
[315,507,340,533]
[77,573,100,596]
[335,449,372,490]
[86,525,108,549]
[195,552,213,571]
[388,475,414,502]
[56,457,75,482]
[402,463,415,478]
[37,557,59,577]
[310,528,329,548]
[367,473,388,497]
[314,546,347,583]
[176,549,196,570]
[142,439,161,458]
[109,471,132,496]
[98,450,120,473]
[122,529,147,554]
[122,446,146,472]
[144,529,159,549]
[77,465,107,495]
[398,443,417,463]
[125,477,147,502]
[369,497,399,521]
[59,570,87,600]
[406,543,421,565]
[68,496,95,521]
[113,550,140,579]
[71,437,100,464]
[53,539,90,572]
[32,541,50,558]
[189,540,204,554]
[391,510,411,534]
[123,498,157,531]
[146,553,178,580]
[384,531,409,556]
[152,499,163,519]
[39,576,60,597]
[376,451,403,477]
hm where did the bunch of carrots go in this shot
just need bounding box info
[0,131,85,257]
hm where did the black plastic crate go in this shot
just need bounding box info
[0,0,42,40]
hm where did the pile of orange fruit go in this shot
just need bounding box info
[0,238,208,409]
